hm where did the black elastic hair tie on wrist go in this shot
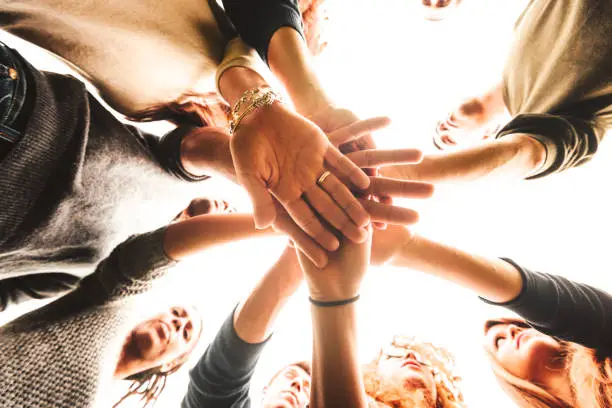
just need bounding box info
[309,294,360,307]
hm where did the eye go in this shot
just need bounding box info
[172,308,180,317]
[495,335,504,350]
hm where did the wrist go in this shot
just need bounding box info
[309,294,360,307]
[307,286,360,303]
[219,67,268,106]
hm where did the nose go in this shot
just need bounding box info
[291,378,303,393]
[508,324,522,339]
[171,316,190,332]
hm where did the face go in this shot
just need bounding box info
[375,347,438,407]
[420,0,462,21]
[484,322,563,382]
[126,306,201,371]
[262,365,311,408]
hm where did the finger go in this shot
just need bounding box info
[318,173,370,227]
[273,216,328,268]
[325,146,370,189]
[359,199,420,225]
[346,148,424,168]
[363,177,435,199]
[328,116,391,146]
[283,198,340,251]
[236,172,277,229]
[304,185,368,243]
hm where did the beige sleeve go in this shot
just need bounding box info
[215,37,275,94]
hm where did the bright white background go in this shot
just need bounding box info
[2,0,612,407]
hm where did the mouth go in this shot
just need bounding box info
[401,359,423,370]
[281,391,299,406]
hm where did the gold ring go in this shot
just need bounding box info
[316,170,332,186]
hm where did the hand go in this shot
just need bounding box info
[371,224,414,266]
[326,117,435,225]
[297,224,373,302]
[272,118,433,268]
[231,102,372,252]
[312,107,433,229]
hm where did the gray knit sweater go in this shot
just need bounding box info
[0,50,204,312]
[0,227,175,408]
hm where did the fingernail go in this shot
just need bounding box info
[328,238,340,251]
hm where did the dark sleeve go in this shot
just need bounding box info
[0,273,80,312]
[182,307,271,408]
[221,0,305,64]
[80,227,176,304]
[495,113,602,179]
[129,125,211,182]
[481,258,612,356]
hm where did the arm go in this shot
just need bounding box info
[381,133,547,183]
[298,228,372,408]
[383,228,612,353]
[221,0,305,65]
[0,273,80,313]
[309,300,365,408]
[384,112,602,184]
[182,246,303,408]
[86,213,273,303]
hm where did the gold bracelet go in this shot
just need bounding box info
[228,87,283,134]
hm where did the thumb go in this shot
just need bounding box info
[236,172,277,229]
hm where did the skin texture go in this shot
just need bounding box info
[262,365,312,408]
[115,306,201,379]
[484,322,564,382]
[298,226,372,408]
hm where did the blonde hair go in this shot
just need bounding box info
[485,318,612,408]
[362,336,465,408]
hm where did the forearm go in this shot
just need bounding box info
[268,27,333,118]
[310,303,367,408]
[390,234,523,303]
[234,247,303,343]
[382,133,546,183]
[218,65,269,107]
[163,213,276,260]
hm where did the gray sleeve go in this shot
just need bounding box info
[481,258,612,356]
[80,227,177,303]
[182,307,271,408]
[0,273,80,312]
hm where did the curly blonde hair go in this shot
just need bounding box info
[362,335,465,408]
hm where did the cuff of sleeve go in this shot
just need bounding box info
[495,113,567,179]
[215,37,275,96]
[479,258,530,307]
[158,127,211,182]
[218,305,273,372]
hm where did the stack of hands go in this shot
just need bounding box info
[228,101,434,268]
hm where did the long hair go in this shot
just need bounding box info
[113,316,204,408]
[362,336,465,408]
[485,318,612,408]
